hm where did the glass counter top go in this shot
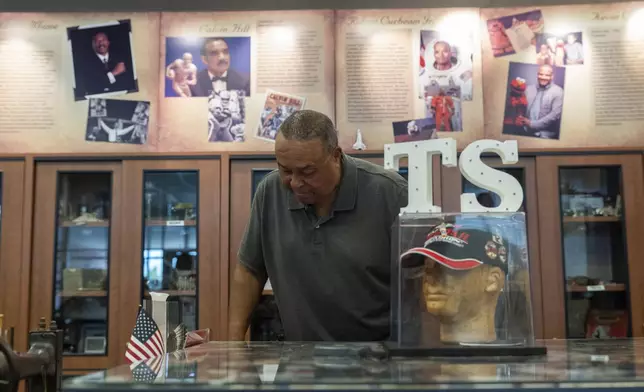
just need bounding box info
[65,339,644,391]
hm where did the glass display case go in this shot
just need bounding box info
[558,167,630,339]
[141,172,198,332]
[64,339,644,390]
[537,155,644,340]
[30,163,122,370]
[54,172,112,356]
[390,212,538,354]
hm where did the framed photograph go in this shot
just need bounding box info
[85,98,150,144]
[535,32,584,66]
[502,62,565,140]
[486,10,544,57]
[208,90,246,142]
[419,30,474,101]
[256,90,306,142]
[165,36,251,98]
[67,19,138,101]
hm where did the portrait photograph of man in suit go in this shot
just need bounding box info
[68,20,138,101]
[164,36,251,98]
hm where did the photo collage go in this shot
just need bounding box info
[2,5,643,154]
[485,9,584,141]
[67,19,151,145]
[163,36,307,144]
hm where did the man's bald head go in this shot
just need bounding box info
[537,64,554,87]
[277,110,338,154]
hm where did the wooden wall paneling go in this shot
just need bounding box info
[537,155,644,339]
[30,162,122,371]
[219,154,231,340]
[118,159,222,362]
[440,158,543,339]
[229,160,277,289]
[0,160,27,350]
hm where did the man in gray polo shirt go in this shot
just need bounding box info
[229,110,408,341]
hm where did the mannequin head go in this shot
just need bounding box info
[401,222,509,343]
[423,262,504,320]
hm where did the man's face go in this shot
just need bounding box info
[94,33,110,55]
[433,42,451,65]
[202,40,230,75]
[422,260,489,321]
[567,34,576,44]
[275,134,341,205]
[182,53,193,65]
[539,44,548,54]
[537,65,553,87]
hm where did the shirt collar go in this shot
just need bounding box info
[96,52,109,62]
[208,70,228,79]
[287,154,358,212]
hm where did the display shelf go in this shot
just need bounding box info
[58,290,108,298]
[59,221,110,227]
[563,216,621,223]
[567,283,626,293]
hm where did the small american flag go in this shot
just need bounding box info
[129,355,164,383]
[125,307,165,364]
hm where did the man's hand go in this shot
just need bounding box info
[111,62,126,76]
[517,116,531,127]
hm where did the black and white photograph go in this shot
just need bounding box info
[257,90,306,142]
[208,90,246,143]
[85,98,149,144]
[68,20,138,101]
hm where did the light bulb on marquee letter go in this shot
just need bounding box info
[459,140,523,213]
[384,139,457,214]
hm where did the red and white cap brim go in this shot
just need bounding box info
[400,248,483,270]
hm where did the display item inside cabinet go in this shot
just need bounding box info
[389,212,544,356]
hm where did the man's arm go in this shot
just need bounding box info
[529,88,563,130]
[228,181,268,340]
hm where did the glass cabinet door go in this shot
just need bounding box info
[119,160,221,356]
[538,155,644,339]
[54,172,112,355]
[31,163,122,370]
[559,167,630,339]
[141,172,198,332]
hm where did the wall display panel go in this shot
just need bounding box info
[481,3,644,150]
[157,11,336,152]
[334,9,484,152]
[0,13,160,153]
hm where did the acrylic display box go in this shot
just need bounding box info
[388,212,546,357]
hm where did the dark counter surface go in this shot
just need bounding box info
[64,339,644,391]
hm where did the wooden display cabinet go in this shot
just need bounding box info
[30,162,123,371]
[228,154,441,341]
[0,160,28,351]
[440,157,543,339]
[118,159,223,360]
[537,155,644,339]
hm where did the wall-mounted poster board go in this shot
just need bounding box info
[481,3,644,150]
[0,13,159,153]
[2,5,644,154]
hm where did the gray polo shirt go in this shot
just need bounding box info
[238,155,408,341]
